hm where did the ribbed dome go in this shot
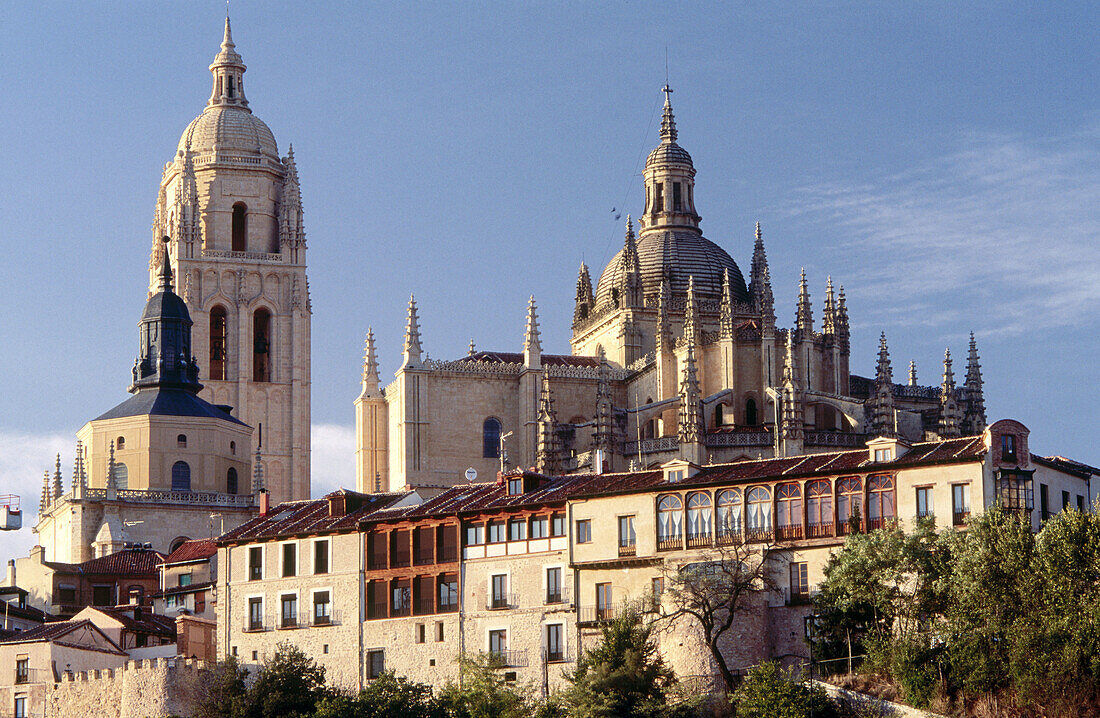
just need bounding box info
[595,229,749,308]
[646,141,693,168]
[177,106,278,158]
[141,290,191,323]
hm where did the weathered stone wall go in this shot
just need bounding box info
[45,657,203,718]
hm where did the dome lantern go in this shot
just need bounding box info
[208,16,248,110]
[641,85,700,233]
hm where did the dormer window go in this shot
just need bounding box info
[874,448,891,462]
[667,469,684,483]
[507,477,522,496]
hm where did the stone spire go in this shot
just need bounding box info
[252,445,265,494]
[573,263,595,325]
[71,442,83,496]
[868,332,896,437]
[535,373,561,475]
[74,440,86,493]
[208,15,249,109]
[39,471,50,514]
[52,454,63,501]
[908,360,918,387]
[749,223,773,314]
[677,338,704,445]
[719,268,735,337]
[822,276,837,336]
[656,277,671,346]
[592,348,615,458]
[523,296,542,368]
[169,152,200,255]
[106,440,118,491]
[360,328,381,396]
[402,294,423,367]
[939,348,961,438]
[659,83,677,143]
[279,146,307,261]
[962,332,987,435]
[619,216,643,308]
[467,339,476,357]
[836,285,850,351]
[780,333,804,442]
[683,275,701,345]
[795,268,812,338]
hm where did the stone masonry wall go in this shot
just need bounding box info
[46,657,203,718]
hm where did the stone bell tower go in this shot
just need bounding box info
[150,17,311,503]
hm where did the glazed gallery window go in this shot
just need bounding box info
[551,513,566,537]
[867,476,896,529]
[656,495,683,549]
[465,523,485,546]
[837,477,862,529]
[806,480,833,536]
[745,487,772,535]
[776,483,802,534]
[438,575,459,611]
[509,518,526,542]
[530,516,548,539]
[686,492,712,543]
[488,521,506,544]
[716,489,742,538]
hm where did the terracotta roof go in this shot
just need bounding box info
[218,490,413,544]
[154,581,213,599]
[0,620,107,646]
[79,548,166,576]
[0,600,51,623]
[98,607,176,638]
[1032,455,1099,479]
[466,351,600,368]
[162,539,217,565]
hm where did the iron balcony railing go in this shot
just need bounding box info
[618,539,637,556]
[243,614,270,632]
[489,649,528,668]
[579,602,626,625]
[487,593,518,611]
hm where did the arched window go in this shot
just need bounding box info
[868,475,896,530]
[177,434,187,448]
[230,441,236,455]
[776,483,802,540]
[745,487,772,540]
[745,398,758,426]
[656,494,683,550]
[114,463,128,491]
[227,467,239,495]
[807,480,833,538]
[482,418,502,459]
[231,203,247,252]
[713,404,729,428]
[837,477,863,534]
[210,305,228,380]
[686,492,712,547]
[253,309,271,382]
[171,461,191,492]
[716,489,742,541]
[116,436,125,450]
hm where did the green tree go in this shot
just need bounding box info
[436,653,530,718]
[731,661,840,718]
[241,642,328,718]
[193,656,249,718]
[314,671,443,718]
[565,605,676,718]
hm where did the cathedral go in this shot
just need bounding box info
[356,87,987,493]
[26,18,311,569]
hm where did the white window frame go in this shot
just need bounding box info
[543,563,565,603]
[310,586,333,626]
[245,593,265,630]
[544,621,566,662]
[279,591,299,628]
[489,571,510,608]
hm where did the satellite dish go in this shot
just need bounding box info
[464,467,478,482]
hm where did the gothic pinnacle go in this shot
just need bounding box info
[908,360,917,386]
[796,268,812,336]
[684,275,700,345]
[402,294,423,366]
[39,471,50,513]
[106,440,117,491]
[524,296,542,367]
[659,84,677,143]
[53,453,63,500]
[361,328,380,393]
[823,276,836,335]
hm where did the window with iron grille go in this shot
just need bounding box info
[313,591,331,625]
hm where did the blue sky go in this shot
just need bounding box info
[1,3,1098,556]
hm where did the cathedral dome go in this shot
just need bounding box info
[646,141,693,168]
[595,229,749,307]
[177,106,278,158]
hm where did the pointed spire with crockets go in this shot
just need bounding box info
[750,223,775,325]
[795,268,812,339]
[656,277,671,346]
[402,294,423,367]
[39,471,50,514]
[523,296,542,368]
[836,285,850,351]
[252,445,265,494]
[908,360,917,387]
[620,216,643,307]
[677,338,704,445]
[593,347,615,455]
[75,440,86,490]
[939,348,961,438]
[780,333,803,441]
[361,328,380,395]
[962,332,987,435]
[279,145,306,260]
[822,276,837,337]
[660,83,677,143]
[106,441,118,491]
[719,268,734,337]
[535,373,562,475]
[52,454,63,500]
[573,263,595,325]
[683,275,701,345]
[72,441,83,495]
[868,332,896,437]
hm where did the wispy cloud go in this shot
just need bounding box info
[780,125,1100,338]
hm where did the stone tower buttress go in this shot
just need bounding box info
[152,18,311,503]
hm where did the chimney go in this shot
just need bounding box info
[259,490,269,516]
[6,559,14,587]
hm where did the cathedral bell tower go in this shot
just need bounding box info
[151,17,311,503]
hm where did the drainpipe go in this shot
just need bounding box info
[458,521,466,688]
[569,500,581,663]
[358,528,364,691]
